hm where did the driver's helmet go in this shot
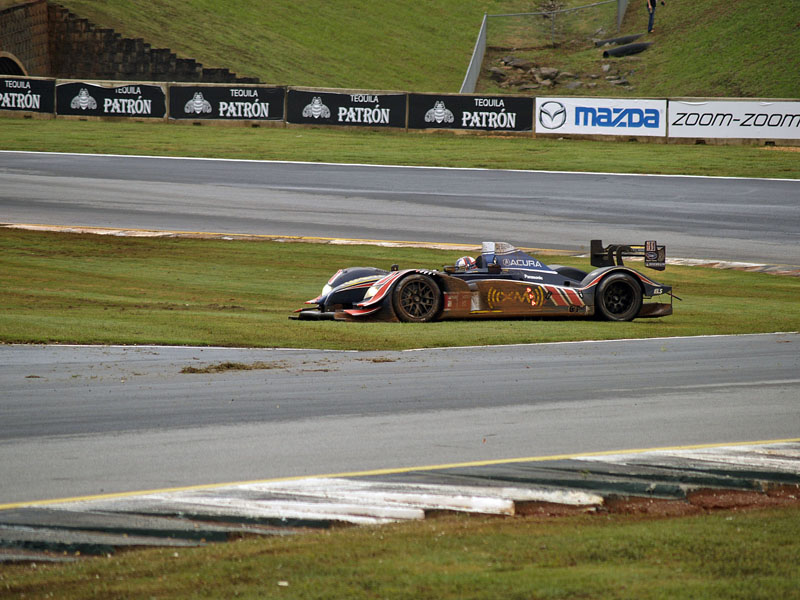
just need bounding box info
[455,256,477,270]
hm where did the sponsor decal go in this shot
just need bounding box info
[487,286,547,309]
[425,101,454,124]
[57,82,166,118]
[287,90,405,127]
[184,92,212,114]
[644,240,666,270]
[444,291,471,312]
[409,94,533,131]
[575,106,659,128]
[102,86,153,115]
[0,77,55,113]
[668,100,800,139]
[70,88,97,110]
[501,257,546,269]
[302,97,331,119]
[169,85,284,121]
[538,101,567,129]
[536,97,666,137]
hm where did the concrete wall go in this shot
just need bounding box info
[0,0,258,83]
[0,1,50,75]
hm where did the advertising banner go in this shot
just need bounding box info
[408,94,533,131]
[56,81,166,118]
[535,97,667,137]
[668,100,800,139]
[286,90,406,127]
[0,77,55,114]
[169,85,285,121]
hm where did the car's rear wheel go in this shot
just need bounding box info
[596,272,642,321]
[392,274,442,322]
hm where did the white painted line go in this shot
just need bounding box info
[1,331,796,355]
[401,331,798,352]
[605,378,800,394]
[2,149,798,182]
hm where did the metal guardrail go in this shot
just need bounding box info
[459,14,487,94]
[617,0,629,30]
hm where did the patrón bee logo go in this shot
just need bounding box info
[302,97,331,119]
[424,100,454,124]
[70,88,98,110]
[184,91,212,114]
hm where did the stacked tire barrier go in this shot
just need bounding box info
[1,75,798,145]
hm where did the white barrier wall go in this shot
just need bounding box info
[536,97,667,137]
[2,75,799,143]
[668,100,800,140]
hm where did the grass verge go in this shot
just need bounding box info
[3,506,799,599]
[1,228,798,350]
[479,0,800,99]
[2,118,799,179]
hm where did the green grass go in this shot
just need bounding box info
[480,0,800,98]
[52,0,524,92]
[1,228,798,351]
[3,506,799,599]
[2,118,799,178]
[48,0,800,99]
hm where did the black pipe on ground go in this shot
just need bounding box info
[603,42,652,58]
[594,33,645,47]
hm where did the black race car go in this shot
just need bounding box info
[292,240,675,322]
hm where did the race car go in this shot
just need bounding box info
[292,240,675,322]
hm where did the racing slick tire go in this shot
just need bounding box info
[595,272,643,321]
[392,274,442,323]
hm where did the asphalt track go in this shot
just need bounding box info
[2,334,798,505]
[1,151,799,266]
[1,153,799,556]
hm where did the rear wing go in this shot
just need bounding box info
[590,240,666,271]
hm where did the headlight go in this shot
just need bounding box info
[321,284,332,297]
[363,285,379,300]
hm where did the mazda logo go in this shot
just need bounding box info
[538,101,567,129]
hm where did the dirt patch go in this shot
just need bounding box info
[181,360,287,374]
[515,501,597,517]
[763,145,800,153]
[603,495,703,517]
[688,486,800,510]
[603,485,800,518]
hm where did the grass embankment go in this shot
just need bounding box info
[52,0,800,99]
[1,228,798,350]
[3,506,799,599]
[2,119,799,178]
[481,0,800,99]
[53,0,515,91]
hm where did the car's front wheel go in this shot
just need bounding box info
[595,272,642,321]
[392,274,442,322]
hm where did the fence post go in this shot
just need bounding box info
[617,0,628,31]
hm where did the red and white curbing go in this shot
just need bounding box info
[55,479,603,526]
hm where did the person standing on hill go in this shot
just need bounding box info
[647,0,665,33]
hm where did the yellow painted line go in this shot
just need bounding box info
[2,437,798,512]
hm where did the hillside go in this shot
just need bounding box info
[53,0,524,92]
[39,0,800,97]
[480,0,799,98]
